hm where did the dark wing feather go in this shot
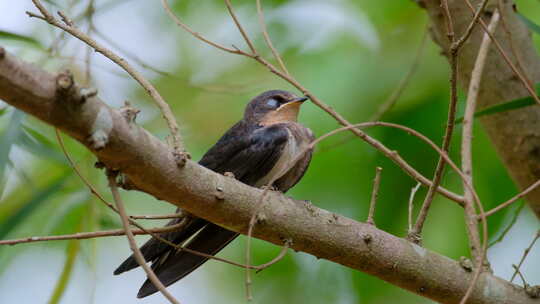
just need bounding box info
[113,216,206,275]
[200,122,289,184]
[137,224,238,298]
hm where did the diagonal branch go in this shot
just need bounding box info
[108,173,180,304]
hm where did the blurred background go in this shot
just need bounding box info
[0,0,539,303]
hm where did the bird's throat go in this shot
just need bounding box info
[260,104,300,126]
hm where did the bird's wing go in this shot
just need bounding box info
[199,122,290,185]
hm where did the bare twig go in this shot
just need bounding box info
[410,0,460,242]
[82,0,95,85]
[459,10,500,304]
[91,27,174,78]
[256,0,289,76]
[454,0,490,50]
[511,264,529,287]
[441,0,455,42]
[366,167,382,226]
[160,0,241,54]
[254,240,290,273]
[461,8,499,262]
[55,128,115,211]
[482,179,540,218]
[407,183,422,233]
[0,223,187,246]
[29,0,184,151]
[510,230,540,283]
[224,0,257,55]
[129,213,185,220]
[108,173,180,304]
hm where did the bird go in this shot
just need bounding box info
[113,89,314,298]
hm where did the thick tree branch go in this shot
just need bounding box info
[422,0,540,218]
[0,48,535,304]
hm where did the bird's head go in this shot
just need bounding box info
[244,90,308,125]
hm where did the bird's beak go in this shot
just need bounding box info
[290,96,308,104]
[277,96,308,111]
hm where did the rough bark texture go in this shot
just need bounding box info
[0,47,537,304]
[422,0,540,218]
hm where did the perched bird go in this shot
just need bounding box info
[114,90,314,298]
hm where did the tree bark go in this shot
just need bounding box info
[0,46,536,304]
[421,0,540,218]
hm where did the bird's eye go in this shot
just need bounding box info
[266,98,279,108]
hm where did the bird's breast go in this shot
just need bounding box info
[255,125,311,187]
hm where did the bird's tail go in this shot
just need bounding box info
[113,216,207,275]
[137,223,238,298]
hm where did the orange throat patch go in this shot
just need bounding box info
[260,102,301,126]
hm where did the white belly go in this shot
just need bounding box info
[255,130,300,187]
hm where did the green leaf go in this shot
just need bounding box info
[0,107,7,117]
[47,238,80,304]
[0,110,25,196]
[19,126,68,165]
[518,13,540,35]
[456,83,540,123]
[0,30,44,49]
[0,172,70,239]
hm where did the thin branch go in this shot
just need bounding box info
[91,27,175,78]
[441,0,455,42]
[254,240,290,273]
[510,230,540,283]
[28,0,184,151]
[410,1,460,242]
[256,0,289,76]
[459,10,500,304]
[0,223,187,246]
[407,183,422,233]
[55,128,115,211]
[461,7,499,262]
[366,167,382,226]
[129,213,185,220]
[108,173,180,304]
[453,0,490,50]
[224,0,258,55]
[160,0,241,54]
[482,179,540,218]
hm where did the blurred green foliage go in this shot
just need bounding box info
[1,0,539,303]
